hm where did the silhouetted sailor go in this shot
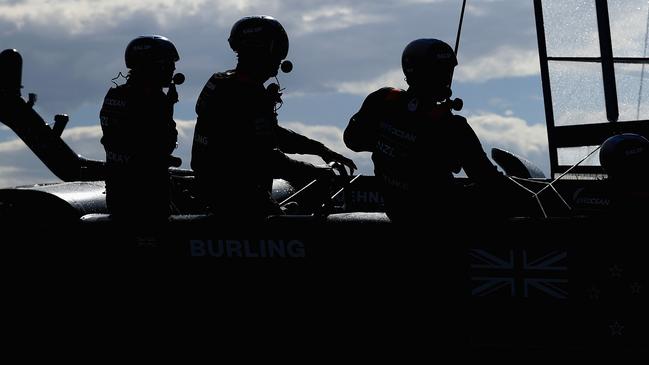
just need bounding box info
[575,133,649,216]
[100,35,181,222]
[344,39,505,222]
[192,15,357,221]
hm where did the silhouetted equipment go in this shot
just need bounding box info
[228,15,289,61]
[0,49,22,96]
[0,48,104,181]
[266,82,283,105]
[446,97,463,111]
[52,114,69,137]
[167,72,185,104]
[266,83,280,95]
[124,35,180,69]
[454,0,468,55]
[452,0,469,112]
[172,72,185,85]
[280,60,293,73]
[534,0,649,178]
[599,133,649,180]
[27,93,36,107]
[491,148,546,179]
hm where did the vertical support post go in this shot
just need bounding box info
[595,0,619,123]
[533,0,559,176]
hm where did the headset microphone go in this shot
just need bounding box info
[280,60,293,73]
[172,72,185,85]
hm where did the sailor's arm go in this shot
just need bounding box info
[343,88,391,152]
[455,116,503,183]
[267,148,334,182]
[276,125,357,173]
[276,126,326,155]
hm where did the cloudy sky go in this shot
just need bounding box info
[0,0,608,187]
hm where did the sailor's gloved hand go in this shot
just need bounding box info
[320,149,357,175]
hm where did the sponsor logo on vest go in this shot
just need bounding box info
[380,122,417,142]
[106,151,131,164]
[194,133,209,146]
[408,98,419,112]
[382,175,410,191]
[104,98,126,108]
[377,140,397,158]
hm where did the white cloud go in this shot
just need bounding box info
[0,136,59,187]
[61,125,103,140]
[298,6,387,34]
[175,119,196,139]
[402,0,447,3]
[329,69,407,96]
[455,46,539,83]
[0,0,264,34]
[0,136,26,154]
[331,45,540,96]
[0,124,105,154]
[466,112,549,174]
[0,123,105,187]
[0,166,47,188]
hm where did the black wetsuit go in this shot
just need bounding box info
[191,70,328,219]
[344,87,503,221]
[99,81,177,220]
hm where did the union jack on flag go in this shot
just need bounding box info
[470,248,569,299]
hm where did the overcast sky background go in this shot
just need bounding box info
[0,0,584,187]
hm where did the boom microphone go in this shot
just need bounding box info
[172,72,185,85]
[280,60,293,73]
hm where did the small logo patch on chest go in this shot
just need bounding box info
[407,98,419,112]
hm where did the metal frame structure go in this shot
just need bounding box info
[534,0,649,177]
